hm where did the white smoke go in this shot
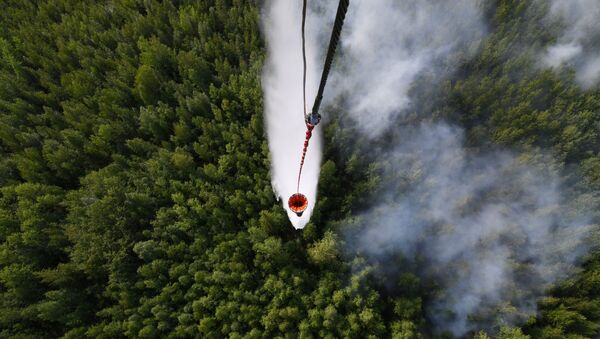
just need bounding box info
[348,124,591,335]
[331,0,485,137]
[261,1,333,228]
[543,0,600,88]
[327,0,592,336]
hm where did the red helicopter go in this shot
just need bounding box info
[288,0,348,217]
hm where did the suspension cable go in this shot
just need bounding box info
[302,0,307,119]
[296,0,350,194]
[298,0,308,193]
[311,0,349,116]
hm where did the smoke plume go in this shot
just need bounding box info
[543,0,600,88]
[347,124,591,335]
[329,0,592,336]
[330,0,486,137]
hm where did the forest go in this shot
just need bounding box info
[0,0,598,338]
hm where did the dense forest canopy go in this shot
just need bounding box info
[0,0,598,338]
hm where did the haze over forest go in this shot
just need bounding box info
[0,0,599,338]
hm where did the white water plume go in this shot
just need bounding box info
[261,2,332,228]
